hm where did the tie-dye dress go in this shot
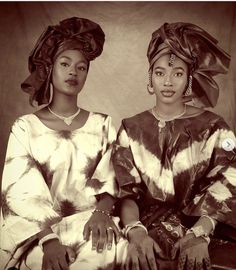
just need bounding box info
[113,109,236,268]
[0,112,118,270]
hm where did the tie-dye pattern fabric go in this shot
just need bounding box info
[113,109,236,230]
[0,112,118,269]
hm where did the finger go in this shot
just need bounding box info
[147,249,157,270]
[51,260,61,270]
[92,227,99,250]
[174,240,180,250]
[138,255,149,270]
[107,227,114,250]
[186,257,195,270]
[125,257,131,270]
[65,247,76,264]
[203,258,212,270]
[97,227,107,253]
[42,261,52,270]
[178,254,187,270]
[153,242,162,254]
[131,258,140,270]
[83,223,90,241]
[112,224,121,243]
[58,256,69,270]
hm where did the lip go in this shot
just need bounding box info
[161,90,175,97]
[65,79,78,86]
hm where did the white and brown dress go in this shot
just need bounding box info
[0,112,118,270]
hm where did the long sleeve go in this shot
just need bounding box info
[85,115,118,198]
[1,117,61,251]
[112,121,144,200]
[183,118,236,228]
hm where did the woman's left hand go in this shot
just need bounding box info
[172,233,211,270]
[83,211,120,253]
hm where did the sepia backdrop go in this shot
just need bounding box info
[0,1,236,192]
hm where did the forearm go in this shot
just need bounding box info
[120,198,140,226]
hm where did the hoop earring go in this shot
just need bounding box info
[184,75,192,96]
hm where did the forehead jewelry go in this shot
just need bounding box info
[168,53,176,66]
[48,107,81,126]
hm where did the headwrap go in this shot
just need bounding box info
[21,17,105,105]
[147,22,231,107]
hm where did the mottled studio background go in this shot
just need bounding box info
[0,2,236,195]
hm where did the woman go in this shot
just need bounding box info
[113,22,236,270]
[0,17,120,270]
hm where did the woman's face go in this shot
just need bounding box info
[151,54,188,105]
[52,49,88,97]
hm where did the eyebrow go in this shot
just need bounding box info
[59,55,87,64]
[154,66,186,71]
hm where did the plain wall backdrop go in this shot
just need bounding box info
[0,2,236,193]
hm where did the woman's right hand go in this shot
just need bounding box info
[123,227,161,270]
[42,239,76,270]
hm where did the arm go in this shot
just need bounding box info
[83,116,120,252]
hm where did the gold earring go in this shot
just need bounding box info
[184,75,192,96]
[147,84,155,95]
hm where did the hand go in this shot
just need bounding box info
[173,233,211,270]
[83,211,120,253]
[123,227,162,270]
[42,239,76,270]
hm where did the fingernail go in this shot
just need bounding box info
[108,244,112,250]
[98,249,103,253]
[71,258,75,262]
[92,246,96,250]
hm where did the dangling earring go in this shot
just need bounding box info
[49,83,54,103]
[147,70,154,95]
[184,75,192,96]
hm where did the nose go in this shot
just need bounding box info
[69,66,77,76]
[164,75,172,86]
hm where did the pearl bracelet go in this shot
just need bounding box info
[123,221,148,239]
[92,209,112,218]
[38,233,60,250]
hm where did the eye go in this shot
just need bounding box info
[155,71,164,76]
[77,66,87,71]
[174,72,183,77]
[60,62,69,67]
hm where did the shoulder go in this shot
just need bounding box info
[89,111,113,125]
[122,110,152,127]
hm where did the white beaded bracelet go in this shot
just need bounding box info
[123,221,148,238]
[38,233,60,250]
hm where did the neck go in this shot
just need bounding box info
[50,94,78,116]
[155,100,185,117]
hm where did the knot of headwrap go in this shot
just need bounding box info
[21,17,105,105]
[147,22,231,107]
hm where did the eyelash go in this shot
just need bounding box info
[60,63,87,71]
[154,71,183,77]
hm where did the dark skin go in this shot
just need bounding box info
[34,106,90,132]
[34,49,119,270]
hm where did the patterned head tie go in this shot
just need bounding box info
[147,22,231,107]
[21,17,105,105]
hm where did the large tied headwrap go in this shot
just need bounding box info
[21,17,105,105]
[147,22,231,107]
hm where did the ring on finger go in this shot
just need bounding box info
[107,227,113,231]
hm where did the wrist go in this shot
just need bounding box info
[122,220,148,239]
[38,233,60,250]
[92,208,112,218]
[128,226,148,240]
